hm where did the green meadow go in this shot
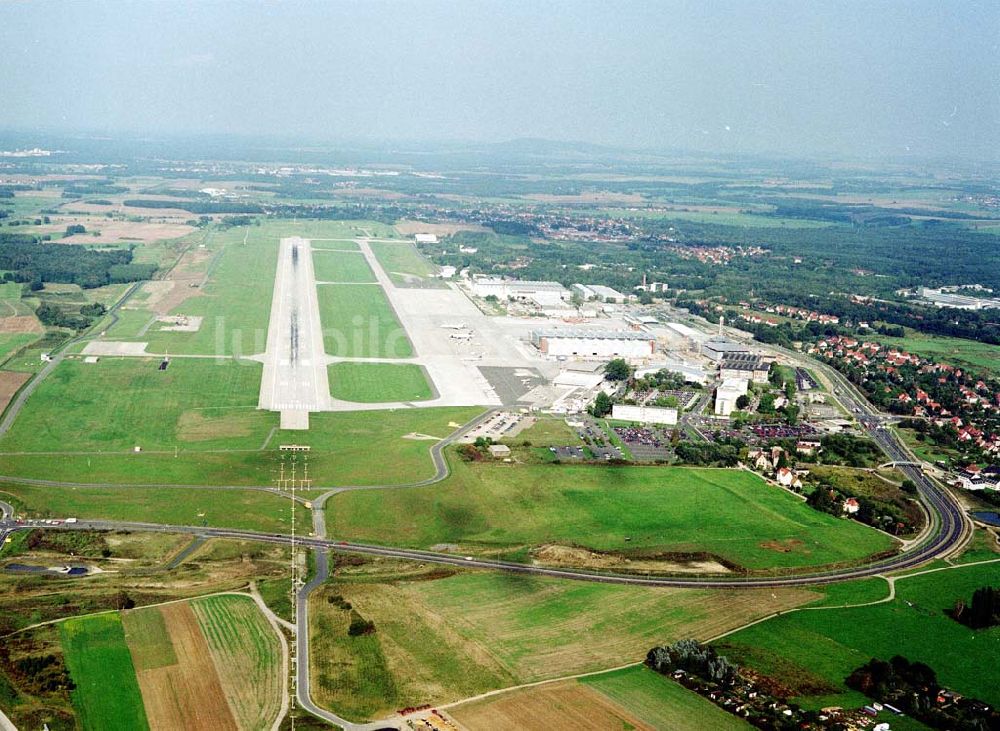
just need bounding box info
[325,461,896,570]
[328,362,433,402]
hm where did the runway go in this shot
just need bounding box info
[258,237,331,426]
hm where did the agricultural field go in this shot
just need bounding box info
[369,240,444,287]
[309,562,816,721]
[60,613,149,731]
[325,461,897,570]
[581,665,751,730]
[714,562,1000,710]
[0,357,270,453]
[311,249,375,282]
[328,362,433,402]
[317,283,412,358]
[448,680,653,731]
[0,484,311,534]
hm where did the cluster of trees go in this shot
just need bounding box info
[36,302,106,331]
[64,224,86,235]
[674,439,743,467]
[646,639,739,685]
[847,655,998,730]
[0,650,74,696]
[123,199,264,214]
[816,434,882,467]
[0,234,155,288]
[952,586,999,630]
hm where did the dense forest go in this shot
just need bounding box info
[0,234,155,288]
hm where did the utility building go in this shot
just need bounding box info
[715,378,749,416]
[702,338,750,362]
[720,353,771,384]
[531,329,656,358]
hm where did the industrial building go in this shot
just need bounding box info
[702,337,751,362]
[531,328,656,358]
[611,404,678,426]
[572,283,627,303]
[719,353,771,384]
[715,378,749,416]
[471,277,569,307]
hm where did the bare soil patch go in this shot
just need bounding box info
[394,220,490,236]
[449,681,652,731]
[533,544,731,574]
[759,538,806,554]
[0,316,43,334]
[177,411,258,441]
[0,370,30,413]
[142,246,213,315]
[131,603,237,731]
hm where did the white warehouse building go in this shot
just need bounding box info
[611,404,678,426]
[714,378,749,417]
[531,329,656,358]
[471,277,569,306]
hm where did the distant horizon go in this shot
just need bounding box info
[1,127,997,172]
[1,1,997,164]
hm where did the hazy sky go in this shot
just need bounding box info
[1,0,997,160]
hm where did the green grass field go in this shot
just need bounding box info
[140,224,279,356]
[310,585,399,721]
[0,406,483,486]
[0,357,270,453]
[328,362,433,402]
[60,613,149,731]
[369,241,443,287]
[121,607,177,670]
[310,239,359,251]
[312,249,375,283]
[325,461,896,570]
[715,562,1000,710]
[374,569,817,683]
[0,484,311,534]
[582,665,751,730]
[317,284,412,358]
[870,329,1000,377]
[0,333,39,363]
[192,594,283,731]
[103,308,156,339]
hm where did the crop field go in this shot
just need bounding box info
[60,613,149,731]
[192,594,284,731]
[325,462,896,570]
[312,249,375,283]
[581,665,751,730]
[0,484,311,534]
[0,357,270,453]
[328,362,433,402]
[317,283,413,358]
[125,602,238,731]
[369,241,444,287]
[449,680,652,731]
[0,369,29,413]
[331,569,817,690]
[715,562,1000,710]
